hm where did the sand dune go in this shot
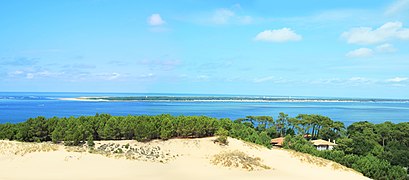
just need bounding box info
[0,138,369,180]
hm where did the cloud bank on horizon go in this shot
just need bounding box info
[0,0,408,98]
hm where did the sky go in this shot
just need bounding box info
[1,0,409,98]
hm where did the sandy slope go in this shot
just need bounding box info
[0,138,369,180]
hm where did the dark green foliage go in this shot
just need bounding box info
[218,118,233,131]
[15,116,50,142]
[0,123,16,140]
[215,127,229,145]
[258,131,272,148]
[1,113,408,179]
[284,135,316,154]
[276,112,288,137]
[87,135,95,147]
[102,116,122,140]
[159,116,174,140]
[284,134,407,179]
[346,121,409,170]
[347,121,380,156]
[1,114,222,145]
[282,118,409,179]
[352,154,406,179]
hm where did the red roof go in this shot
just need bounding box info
[270,137,285,146]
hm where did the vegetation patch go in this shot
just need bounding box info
[1,113,408,179]
[214,127,229,145]
[0,141,58,157]
[211,150,271,171]
[90,142,176,163]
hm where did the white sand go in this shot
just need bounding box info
[0,138,369,180]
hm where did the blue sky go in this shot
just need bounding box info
[1,0,409,98]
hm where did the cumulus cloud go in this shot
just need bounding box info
[148,14,165,26]
[255,28,302,42]
[346,48,374,58]
[341,21,409,45]
[386,77,408,82]
[375,43,397,53]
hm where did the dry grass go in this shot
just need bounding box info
[65,146,87,153]
[0,140,59,157]
[242,141,264,150]
[89,142,177,163]
[211,150,271,171]
[288,150,352,172]
[289,150,329,167]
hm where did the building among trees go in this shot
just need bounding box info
[270,137,285,147]
[311,139,337,151]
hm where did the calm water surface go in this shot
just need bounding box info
[1,92,408,126]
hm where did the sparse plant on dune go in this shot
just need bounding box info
[211,150,271,171]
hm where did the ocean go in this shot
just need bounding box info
[1,92,408,126]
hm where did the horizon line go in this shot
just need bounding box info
[0,91,408,100]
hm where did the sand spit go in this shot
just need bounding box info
[57,96,409,103]
[0,138,369,180]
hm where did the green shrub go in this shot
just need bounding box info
[87,135,95,148]
[215,127,229,145]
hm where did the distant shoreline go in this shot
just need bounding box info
[58,96,409,103]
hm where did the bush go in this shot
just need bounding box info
[215,127,229,145]
[87,135,95,148]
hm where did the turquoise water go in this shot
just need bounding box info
[0,92,408,125]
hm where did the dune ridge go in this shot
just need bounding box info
[0,137,368,180]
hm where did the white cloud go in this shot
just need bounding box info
[96,73,121,80]
[310,77,375,86]
[238,16,253,24]
[209,7,253,25]
[197,75,210,81]
[386,77,408,82]
[341,21,409,45]
[148,14,165,26]
[107,73,120,80]
[232,3,241,9]
[349,77,370,82]
[375,43,397,53]
[8,70,24,76]
[253,76,288,83]
[26,73,34,79]
[139,59,181,71]
[347,77,374,85]
[346,48,374,58]
[7,69,60,79]
[211,9,235,24]
[385,0,409,15]
[253,76,274,83]
[254,28,302,42]
[140,73,155,79]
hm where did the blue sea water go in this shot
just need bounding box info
[0,92,408,126]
